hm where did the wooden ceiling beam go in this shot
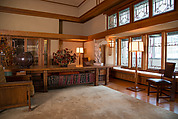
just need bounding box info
[79,0,125,23]
[0,6,80,22]
[88,11,178,40]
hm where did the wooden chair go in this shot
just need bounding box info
[0,65,32,110]
[146,62,176,103]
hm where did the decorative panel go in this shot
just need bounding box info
[134,0,149,21]
[148,34,162,69]
[167,31,178,71]
[119,8,130,26]
[121,39,129,66]
[108,13,117,29]
[132,37,142,68]
[153,0,174,16]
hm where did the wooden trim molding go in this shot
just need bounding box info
[0,6,80,22]
[88,11,178,40]
[0,0,125,23]
[40,0,86,8]
[0,30,88,41]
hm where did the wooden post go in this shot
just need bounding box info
[43,70,48,92]
[28,84,31,111]
[161,32,166,69]
[95,68,99,86]
[105,68,109,85]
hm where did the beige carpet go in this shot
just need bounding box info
[0,85,177,119]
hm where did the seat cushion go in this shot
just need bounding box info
[0,65,6,83]
[147,78,171,84]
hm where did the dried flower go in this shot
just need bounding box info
[53,48,76,66]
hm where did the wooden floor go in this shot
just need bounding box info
[104,78,178,114]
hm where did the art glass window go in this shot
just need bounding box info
[119,7,130,26]
[153,0,174,16]
[132,37,142,68]
[115,39,118,66]
[167,31,178,71]
[134,0,149,21]
[108,13,117,29]
[148,34,162,69]
[121,39,129,66]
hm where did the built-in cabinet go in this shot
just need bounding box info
[0,36,51,66]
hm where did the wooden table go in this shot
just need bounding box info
[5,65,111,92]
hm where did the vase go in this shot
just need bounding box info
[15,52,34,68]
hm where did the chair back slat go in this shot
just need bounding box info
[164,62,176,78]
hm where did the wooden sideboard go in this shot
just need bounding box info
[4,65,112,92]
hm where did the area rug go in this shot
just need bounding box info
[0,85,177,119]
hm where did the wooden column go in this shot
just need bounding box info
[27,85,31,110]
[95,68,99,86]
[161,32,166,69]
[128,37,132,68]
[105,67,109,85]
[117,39,121,66]
[43,70,48,92]
[47,40,51,65]
[142,35,148,70]
[59,40,63,50]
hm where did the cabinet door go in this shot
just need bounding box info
[12,38,25,55]
[27,38,39,66]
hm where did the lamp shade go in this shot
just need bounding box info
[129,41,144,52]
[76,47,84,53]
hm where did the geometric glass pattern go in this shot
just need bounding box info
[108,13,117,29]
[132,37,142,68]
[153,0,174,16]
[115,39,118,66]
[119,7,130,26]
[121,39,129,66]
[134,0,149,21]
[148,34,162,69]
[167,31,178,71]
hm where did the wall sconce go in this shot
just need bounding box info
[76,47,84,66]
[109,39,114,48]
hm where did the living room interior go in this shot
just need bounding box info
[0,0,178,118]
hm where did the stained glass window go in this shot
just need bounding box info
[148,34,162,69]
[108,13,117,29]
[119,8,130,26]
[134,0,149,21]
[115,39,118,66]
[121,39,128,66]
[167,31,178,71]
[132,37,142,68]
[153,0,174,16]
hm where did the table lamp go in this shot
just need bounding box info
[76,47,84,66]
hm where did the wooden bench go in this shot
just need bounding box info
[111,67,178,92]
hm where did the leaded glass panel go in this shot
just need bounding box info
[121,39,128,66]
[108,13,117,29]
[134,0,149,21]
[132,37,142,68]
[119,8,130,26]
[167,31,178,71]
[153,0,174,16]
[148,34,162,69]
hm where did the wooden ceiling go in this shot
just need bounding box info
[0,0,125,23]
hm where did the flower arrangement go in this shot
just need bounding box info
[53,48,76,66]
[0,38,16,67]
